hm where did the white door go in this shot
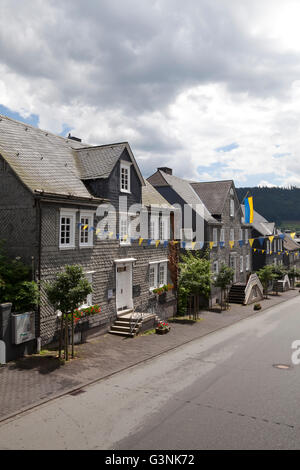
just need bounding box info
[116,263,133,312]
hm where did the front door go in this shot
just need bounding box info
[116,263,133,313]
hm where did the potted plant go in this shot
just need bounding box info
[253,303,262,311]
[156,321,171,335]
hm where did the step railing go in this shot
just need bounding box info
[244,274,264,305]
[130,310,143,336]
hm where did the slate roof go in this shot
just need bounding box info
[0,114,144,200]
[142,180,173,208]
[283,234,300,252]
[191,180,234,215]
[75,143,145,186]
[0,114,100,199]
[241,205,275,236]
[148,170,218,223]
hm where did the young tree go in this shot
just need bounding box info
[257,265,275,299]
[45,265,92,360]
[271,265,286,295]
[214,264,234,311]
[178,251,211,316]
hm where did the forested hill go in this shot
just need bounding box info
[236,186,300,226]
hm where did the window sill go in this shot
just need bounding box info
[79,245,94,249]
[59,245,76,251]
[120,189,131,194]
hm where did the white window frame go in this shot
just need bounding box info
[149,264,158,290]
[120,161,131,193]
[230,229,235,242]
[180,228,193,241]
[119,213,131,246]
[159,261,168,287]
[80,271,94,308]
[79,211,94,248]
[213,260,219,274]
[245,229,249,244]
[149,260,168,290]
[213,228,218,247]
[230,199,235,217]
[240,255,244,273]
[159,215,169,241]
[150,214,159,241]
[220,228,225,243]
[246,254,250,271]
[239,228,243,241]
[59,209,76,250]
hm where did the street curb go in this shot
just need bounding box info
[0,291,298,426]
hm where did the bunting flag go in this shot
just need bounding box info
[164,241,169,249]
[244,196,254,224]
[139,238,144,246]
[181,241,186,249]
[279,234,285,240]
[83,225,88,231]
[109,232,114,238]
[219,241,225,249]
[96,228,101,235]
[147,239,152,246]
[291,232,296,239]
[249,238,255,247]
[238,240,244,247]
[155,240,160,248]
[209,241,215,250]
[191,241,196,250]
[262,250,265,254]
[258,237,265,246]
[268,236,274,244]
[229,241,235,249]
[254,248,257,252]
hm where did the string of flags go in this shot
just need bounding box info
[77,223,298,255]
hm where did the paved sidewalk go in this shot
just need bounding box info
[0,289,298,423]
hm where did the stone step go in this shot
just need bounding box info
[110,325,140,333]
[109,330,135,338]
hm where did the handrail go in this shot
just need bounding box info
[130,310,143,336]
[244,273,264,305]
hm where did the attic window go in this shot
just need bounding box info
[120,161,131,193]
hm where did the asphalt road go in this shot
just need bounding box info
[0,295,300,450]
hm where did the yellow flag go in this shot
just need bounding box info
[254,248,257,252]
[191,242,196,250]
[249,238,254,247]
[270,251,272,255]
[209,241,214,250]
[268,236,274,244]
[262,250,265,254]
[139,238,144,246]
[229,241,234,249]
[83,225,88,231]
[96,228,101,236]
[123,235,128,241]
[109,232,114,238]
[291,232,296,239]
[155,240,160,248]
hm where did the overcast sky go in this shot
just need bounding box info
[1,0,300,187]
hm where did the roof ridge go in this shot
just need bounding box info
[75,142,129,151]
[0,113,89,147]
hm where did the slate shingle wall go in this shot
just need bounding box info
[39,203,176,344]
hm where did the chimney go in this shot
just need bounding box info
[158,167,173,175]
[68,133,82,143]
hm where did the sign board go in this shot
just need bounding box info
[12,312,35,345]
[0,340,5,365]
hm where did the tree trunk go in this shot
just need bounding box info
[71,312,74,359]
[59,314,64,359]
[65,314,69,361]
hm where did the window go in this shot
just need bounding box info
[213,260,219,274]
[220,228,225,243]
[150,215,159,241]
[149,260,168,290]
[80,211,94,248]
[159,263,167,286]
[267,240,270,254]
[246,254,250,271]
[80,272,94,308]
[120,162,131,193]
[60,209,76,249]
[159,216,169,241]
[180,228,193,241]
[240,256,244,273]
[230,199,235,217]
[213,228,218,247]
[239,228,243,241]
[230,229,235,242]
[245,229,249,244]
[120,214,130,245]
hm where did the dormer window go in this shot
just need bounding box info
[120,161,131,193]
[230,198,234,217]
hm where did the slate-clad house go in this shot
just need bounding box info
[0,115,177,345]
[283,234,300,271]
[241,206,284,271]
[148,169,257,305]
